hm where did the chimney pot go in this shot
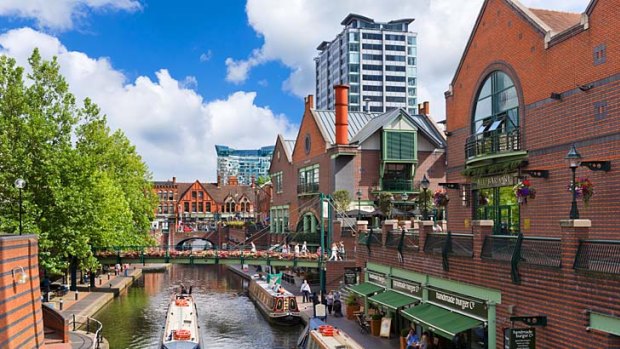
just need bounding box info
[334,85,350,145]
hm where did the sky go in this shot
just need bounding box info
[0,0,588,182]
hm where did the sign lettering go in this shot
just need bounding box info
[367,272,386,286]
[428,289,487,319]
[391,278,422,298]
[505,328,536,349]
[476,174,517,189]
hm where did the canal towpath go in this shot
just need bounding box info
[228,265,400,349]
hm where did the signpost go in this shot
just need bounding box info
[504,328,535,349]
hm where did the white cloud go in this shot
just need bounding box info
[233,0,588,120]
[180,75,198,89]
[0,0,141,30]
[0,27,298,181]
[199,50,212,62]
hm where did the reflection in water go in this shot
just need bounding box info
[95,265,301,349]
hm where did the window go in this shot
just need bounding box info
[198,202,204,212]
[272,172,283,193]
[407,57,416,65]
[349,74,359,83]
[407,36,416,45]
[472,71,519,135]
[362,43,383,50]
[349,43,359,51]
[198,191,203,199]
[408,77,416,86]
[363,74,383,81]
[386,55,406,62]
[362,33,382,40]
[349,32,359,42]
[385,44,405,51]
[192,191,197,199]
[298,165,319,194]
[386,86,406,92]
[385,34,405,41]
[386,75,406,82]
[363,85,383,92]
[386,96,406,103]
[385,131,415,160]
[362,64,382,71]
[192,202,197,212]
[385,65,405,72]
[184,202,189,212]
[362,54,383,61]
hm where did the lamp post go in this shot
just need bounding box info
[565,144,582,219]
[14,178,25,235]
[356,190,362,221]
[420,175,430,220]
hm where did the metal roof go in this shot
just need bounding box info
[311,110,378,145]
[283,138,296,162]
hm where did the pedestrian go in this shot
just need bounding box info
[300,280,311,303]
[114,263,121,276]
[301,241,308,256]
[420,331,431,349]
[338,241,345,260]
[329,242,338,261]
[250,241,257,253]
[294,243,300,257]
[326,291,334,315]
[281,244,288,254]
[316,246,321,256]
[406,328,419,349]
[333,289,341,302]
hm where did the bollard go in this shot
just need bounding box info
[99,278,102,286]
[107,273,110,280]
[59,299,64,311]
[109,283,112,288]
[75,290,79,301]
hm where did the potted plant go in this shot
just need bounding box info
[400,328,410,349]
[513,179,536,204]
[370,313,382,336]
[345,293,360,320]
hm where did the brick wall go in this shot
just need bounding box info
[0,235,44,349]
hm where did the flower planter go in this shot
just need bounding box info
[370,318,382,336]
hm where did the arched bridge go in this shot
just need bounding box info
[93,245,322,268]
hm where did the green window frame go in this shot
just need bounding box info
[298,164,319,194]
[384,131,416,161]
[472,71,519,136]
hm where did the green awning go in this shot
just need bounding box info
[348,282,384,297]
[401,303,483,339]
[368,290,418,310]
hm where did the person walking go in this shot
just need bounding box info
[300,280,311,303]
[250,241,257,253]
[326,291,334,315]
[301,241,308,256]
[294,243,300,257]
[338,241,346,260]
[329,242,339,261]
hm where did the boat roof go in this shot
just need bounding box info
[255,279,295,297]
[162,342,200,349]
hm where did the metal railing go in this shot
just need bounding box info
[382,179,413,191]
[423,233,446,255]
[520,237,562,268]
[450,233,474,257]
[465,128,521,159]
[574,240,620,275]
[480,235,518,262]
[297,182,319,194]
[70,314,103,349]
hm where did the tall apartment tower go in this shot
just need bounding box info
[215,145,274,185]
[315,14,417,114]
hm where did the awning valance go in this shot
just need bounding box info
[347,282,384,297]
[401,303,483,339]
[368,290,417,310]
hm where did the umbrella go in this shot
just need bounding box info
[345,209,372,217]
[369,208,385,217]
[390,207,410,217]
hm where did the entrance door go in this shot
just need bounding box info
[475,186,519,235]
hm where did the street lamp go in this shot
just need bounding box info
[356,190,362,221]
[14,178,25,235]
[565,144,582,219]
[420,175,430,220]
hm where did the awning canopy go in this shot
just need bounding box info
[368,290,418,310]
[348,282,384,297]
[401,303,483,339]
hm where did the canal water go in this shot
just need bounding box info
[94,265,302,349]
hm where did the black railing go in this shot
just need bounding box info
[465,128,521,159]
[424,233,447,254]
[480,235,518,262]
[574,240,620,275]
[520,237,562,268]
[450,233,474,257]
[385,230,402,247]
[382,179,413,191]
[297,182,319,194]
[70,314,103,349]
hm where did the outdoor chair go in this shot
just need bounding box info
[356,312,370,334]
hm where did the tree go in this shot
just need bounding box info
[332,190,351,216]
[0,50,157,274]
[377,192,393,218]
[256,175,271,186]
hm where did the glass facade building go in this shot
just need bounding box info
[315,14,418,114]
[215,145,274,185]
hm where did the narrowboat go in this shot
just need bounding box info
[297,317,364,349]
[247,274,301,325]
[162,293,201,349]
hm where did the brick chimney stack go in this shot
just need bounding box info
[172,176,176,184]
[305,95,314,111]
[334,85,350,145]
[418,101,430,116]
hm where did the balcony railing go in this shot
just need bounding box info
[297,182,319,194]
[382,179,413,192]
[574,240,620,275]
[465,128,521,159]
[520,237,562,268]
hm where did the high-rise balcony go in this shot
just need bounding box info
[465,128,521,160]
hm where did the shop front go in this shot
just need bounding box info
[367,277,422,337]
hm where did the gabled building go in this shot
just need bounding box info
[269,86,446,235]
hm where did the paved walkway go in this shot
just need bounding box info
[230,265,400,349]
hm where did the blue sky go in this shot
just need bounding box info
[0,0,587,181]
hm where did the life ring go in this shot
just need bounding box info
[319,325,334,336]
[173,329,192,340]
[175,299,189,307]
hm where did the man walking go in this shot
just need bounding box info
[300,279,311,303]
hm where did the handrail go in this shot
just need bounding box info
[69,314,103,349]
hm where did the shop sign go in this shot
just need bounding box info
[391,278,422,298]
[428,289,487,319]
[344,268,357,285]
[504,328,535,349]
[367,271,386,286]
[476,174,516,189]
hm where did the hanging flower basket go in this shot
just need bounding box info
[433,189,449,207]
[513,179,536,204]
[569,177,594,207]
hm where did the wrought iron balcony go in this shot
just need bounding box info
[465,128,521,159]
[297,182,319,194]
[382,179,413,191]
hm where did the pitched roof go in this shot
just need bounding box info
[202,183,254,203]
[529,8,581,33]
[312,108,446,149]
[279,134,296,163]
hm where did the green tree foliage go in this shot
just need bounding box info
[332,190,351,215]
[378,192,393,218]
[256,175,270,186]
[0,50,157,274]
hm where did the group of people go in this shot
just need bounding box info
[328,241,346,261]
[406,329,466,349]
[280,241,309,256]
[325,289,342,316]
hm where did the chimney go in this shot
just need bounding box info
[418,101,430,115]
[305,95,314,111]
[251,176,256,189]
[217,175,221,188]
[334,85,350,145]
[172,176,176,184]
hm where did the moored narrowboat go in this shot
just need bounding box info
[248,274,301,326]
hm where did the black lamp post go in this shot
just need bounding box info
[356,190,362,221]
[420,175,430,220]
[565,144,582,219]
[14,178,25,235]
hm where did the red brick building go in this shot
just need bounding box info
[269,86,446,238]
[355,0,620,348]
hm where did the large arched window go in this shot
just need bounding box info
[472,71,519,135]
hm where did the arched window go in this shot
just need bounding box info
[472,71,519,135]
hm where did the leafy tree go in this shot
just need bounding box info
[332,190,351,216]
[378,192,393,218]
[256,175,271,186]
[0,50,157,274]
